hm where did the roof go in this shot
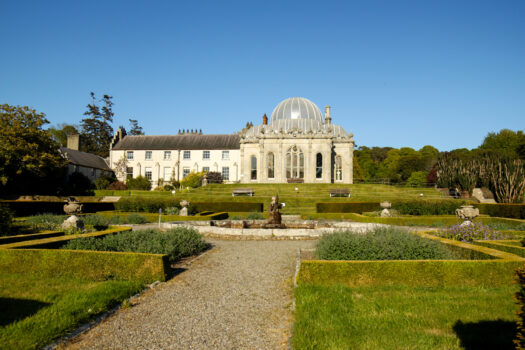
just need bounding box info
[244,119,351,139]
[59,147,112,171]
[270,97,324,123]
[112,134,241,151]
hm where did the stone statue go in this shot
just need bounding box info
[180,200,190,216]
[268,194,282,226]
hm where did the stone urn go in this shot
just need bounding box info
[380,201,392,217]
[179,200,190,216]
[455,205,479,226]
[63,197,83,215]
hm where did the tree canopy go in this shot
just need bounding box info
[0,104,67,195]
[80,92,114,157]
[128,119,144,135]
[47,123,79,147]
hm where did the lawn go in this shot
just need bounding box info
[293,284,518,350]
[0,272,143,350]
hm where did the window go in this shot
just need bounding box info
[126,167,133,179]
[163,167,172,181]
[126,151,134,160]
[145,167,152,180]
[222,151,229,160]
[316,153,323,179]
[222,166,229,180]
[183,167,190,178]
[202,166,210,173]
[286,146,304,179]
[145,151,152,160]
[267,152,274,179]
[183,151,190,159]
[92,168,96,176]
[203,151,210,160]
[250,156,257,180]
[335,155,343,181]
[164,151,171,160]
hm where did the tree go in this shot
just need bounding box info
[47,123,79,147]
[128,119,144,135]
[479,129,525,158]
[0,104,67,195]
[80,92,114,157]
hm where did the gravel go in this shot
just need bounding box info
[63,238,316,350]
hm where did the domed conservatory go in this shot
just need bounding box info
[110,97,354,186]
[240,97,354,183]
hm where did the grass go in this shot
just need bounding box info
[95,183,448,214]
[0,272,142,350]
[293,284,518,350]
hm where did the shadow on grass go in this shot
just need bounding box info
[0,297,50,327]
[453,319,516,350]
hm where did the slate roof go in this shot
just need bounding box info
[112,134,241,151]
[60,147,112,171]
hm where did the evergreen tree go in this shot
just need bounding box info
[80,92,114,157]
[129,118,144,135]
[47,123,79,147]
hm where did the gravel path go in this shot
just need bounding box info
[64,239,316,350]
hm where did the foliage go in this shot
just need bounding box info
[94,175,115,190]
[475,203,525,219]
[436,223,504,243]
[181,171,206,188]
[482,156,525,203]
[165,207,180,215]
[316,202,380,213]
[80,92,114,157]
[62,227,209,263]
[125,213,148,224]
[109,180,127,190]
[0,204,13,233]
[46,123,80,147]
[392,199,467,215]
[516,266,525,349]
[24,213,67,230]
[115,197,263,213]
[201,171,223,184]
[246,212,264,220]
[480,129,525,159]
[128,119,144,135]
[126,175,151,190]
[112,155,127,180]
[0,104,67,195]
[63,172,94,195]
[406,171,428,187]
[316,227,457,260]
[82,214,109,230]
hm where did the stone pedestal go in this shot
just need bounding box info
[62,215,84,230]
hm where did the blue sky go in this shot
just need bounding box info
[1,0,523,151]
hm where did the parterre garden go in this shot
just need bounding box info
[1,184,525,349]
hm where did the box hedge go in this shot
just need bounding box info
[0,231,64,245]
[97,211,228,222]
[474,203,525,219]
[115,197,262,213]
[316,200,468,215]
[474,240,525,258]
[0,200,115,216]
[316,202,380,214]
[0,248,169,283]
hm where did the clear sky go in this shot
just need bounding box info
[1,0,524,151]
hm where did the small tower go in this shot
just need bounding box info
[262,114,268,125]
[324,106,331,125]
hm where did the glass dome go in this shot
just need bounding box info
[270,97,323,123]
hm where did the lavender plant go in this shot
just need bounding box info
[437,223,504,243]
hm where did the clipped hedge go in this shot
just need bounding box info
[474,240,525,258]
[0,200,115,216]
[0,226,131,249]
[316,202,380,214]
[97,211,228,222]
[0,231,64,245]
[115,197,263,213]
[474,203,525,219]
[516,266,525,349]
[392,200,467,216]
[0,248,169,283]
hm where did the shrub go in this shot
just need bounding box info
[230,215,242,220]
[487,222,525,231]
[108,215,125,225]
[406,171,428,187]
[126,176,151,190]
[392,200,467,216]
[165,207,179,215]
[315,227,457,261]
[82,214,109,231]
[0,204,13,233]
[180,171,205,189]
[126,213,148,224]
[316,202,380,214]
[516,266,525,349]
[62,227,209,262]
[94,176,114,190]
[115,198,263,213]
[63,172,94,195]
[436,223,504,243]
[474,203,525,219]
[109,181,127,190]
[246,212,264,220]
[25,213,67,230]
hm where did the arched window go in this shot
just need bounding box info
[251,155,257,180]
[316,153,323,179]
[335,155,342,181]
[267,153,275,179]
[286,146,304,179]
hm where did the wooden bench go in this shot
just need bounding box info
[329,188,350,197]
[232,188,255,196]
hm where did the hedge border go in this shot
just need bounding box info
[96,211,228,222]
[297,232,525,287]
[0,248,169,283]
[474,240,525,258]
[0,230,64,245]
[0,226,132,249]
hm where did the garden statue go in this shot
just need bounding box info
[180,200,190,216]
[380,201,392,217]
[61,215,84,230]
[456,205,479,226]
[267,194,282,226]
[63,197,83,215]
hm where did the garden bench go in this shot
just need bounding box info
[232,188,255,196]
[329,188,350,197]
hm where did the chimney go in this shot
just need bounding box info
[262,114,268,125]
[324,106,331,125]
[67,134,80,150]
